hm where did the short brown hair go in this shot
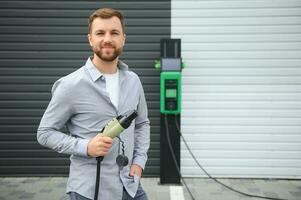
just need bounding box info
[88,8,125,33]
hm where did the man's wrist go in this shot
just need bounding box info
[132,157,146,170]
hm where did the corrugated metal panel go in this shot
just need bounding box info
[172,0,301,178]
[0,0,170,176]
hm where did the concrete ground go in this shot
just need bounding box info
[0,177,300,200]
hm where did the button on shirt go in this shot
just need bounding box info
[37,58,150,200]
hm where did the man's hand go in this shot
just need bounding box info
[87,135,113,157]
[130,164,143,177]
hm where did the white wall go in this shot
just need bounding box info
[172,0,301,178]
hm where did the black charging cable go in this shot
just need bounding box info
[164,114,291,200]
[94,156,103,200]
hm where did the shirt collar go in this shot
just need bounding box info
[85,57,128,82]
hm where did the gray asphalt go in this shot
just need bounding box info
[0,177,300,200]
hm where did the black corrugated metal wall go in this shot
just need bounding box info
[0,0,170,176]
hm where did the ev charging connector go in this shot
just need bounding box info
[94,110,138,200]
[155,39,184,184]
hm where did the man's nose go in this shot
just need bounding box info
[103,33,112,43]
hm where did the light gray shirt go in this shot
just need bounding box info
[37,58,150,200]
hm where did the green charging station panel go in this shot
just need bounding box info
[160,72,181,114]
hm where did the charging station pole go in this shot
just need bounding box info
[155,39,183,184]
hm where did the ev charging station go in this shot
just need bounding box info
[155,39,184,184]
[154,40,289,200]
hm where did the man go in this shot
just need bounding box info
[37,8,150,200]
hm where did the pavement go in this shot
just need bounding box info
[0,177,300,200]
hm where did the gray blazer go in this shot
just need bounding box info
[37,58,150,200]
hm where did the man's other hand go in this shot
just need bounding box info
[130,164,143,177]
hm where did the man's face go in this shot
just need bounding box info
[88,16,126,62]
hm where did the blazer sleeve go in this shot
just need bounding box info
[132,78,150,169]
[37,79,89,157]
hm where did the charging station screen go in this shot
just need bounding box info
[166,89,177,98]
[162,58,181,71]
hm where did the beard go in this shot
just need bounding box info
[93,44,123,62]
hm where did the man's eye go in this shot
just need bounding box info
[96,32,104,35]
[112,32,119,36]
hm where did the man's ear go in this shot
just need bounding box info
[123,34,126,46]
[87,34,92,47]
